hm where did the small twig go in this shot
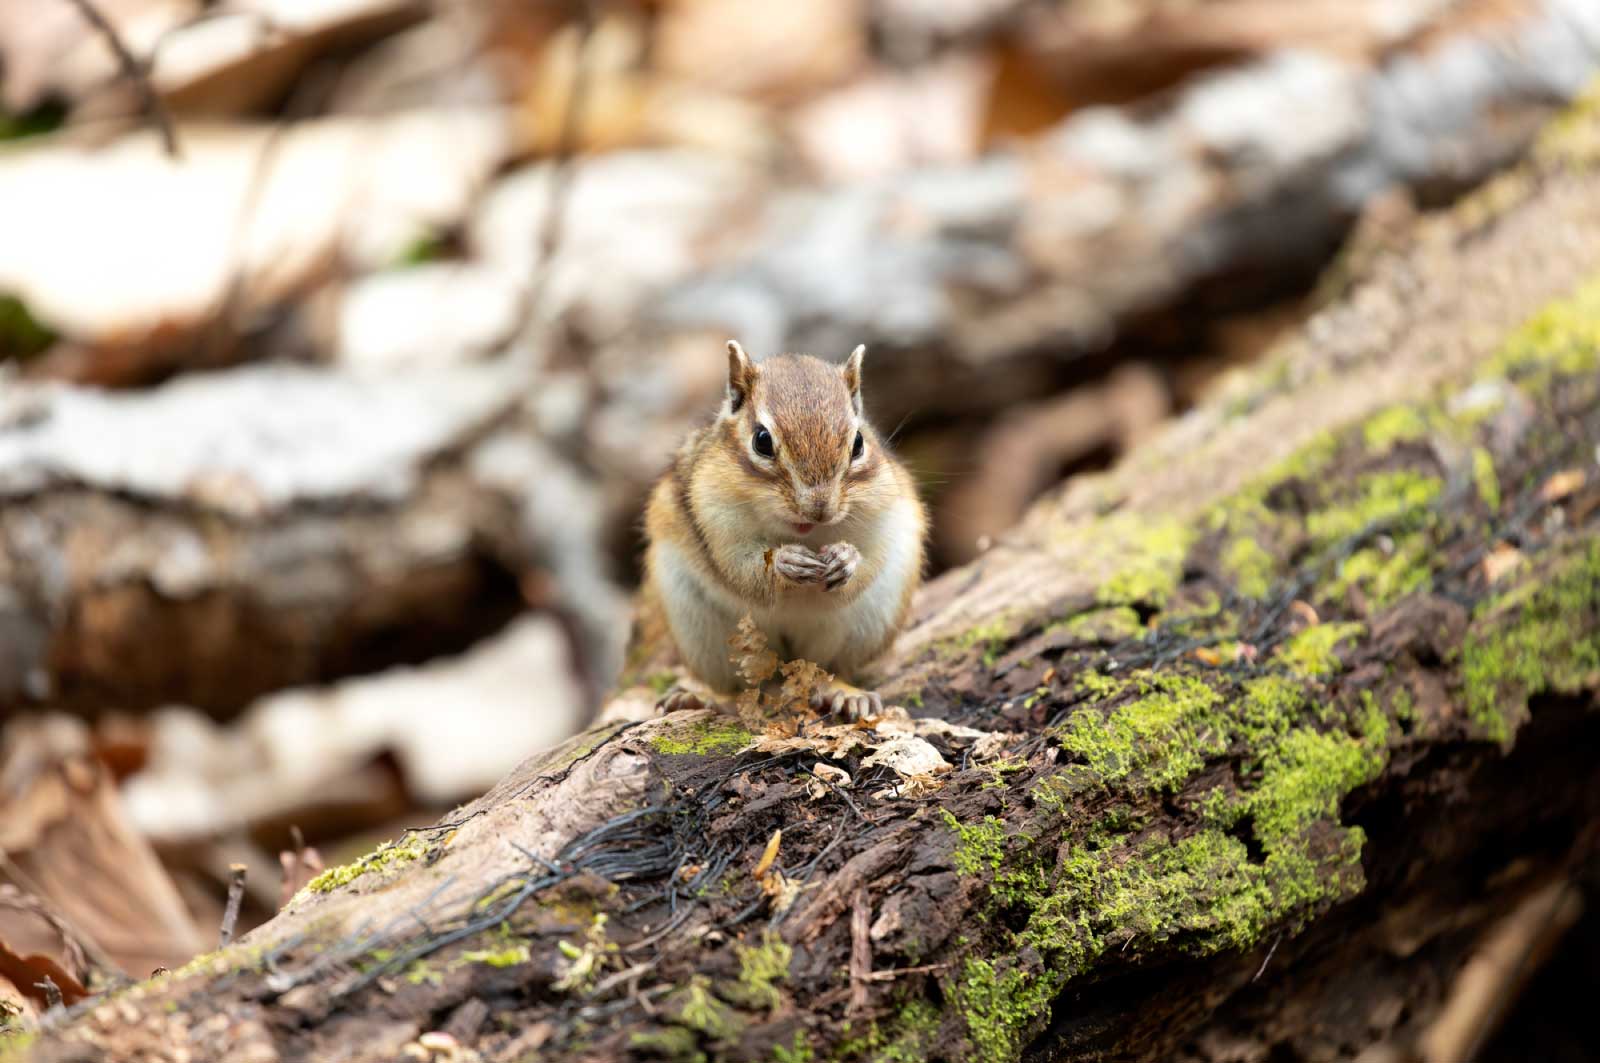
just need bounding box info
[519,0,596,333]
[1252,935,1281,982]
[849,888,872,1014]
[220,863,248,947]
[61,0,181,158]
[34,975,63,1011]
[862,962,951,982]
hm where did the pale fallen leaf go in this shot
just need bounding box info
[805,762,853,800]
[1538,468,1587,503]
[749,725,872,760]
[969,732,1019,762]
[760,870,810,915]
[1480,543,1523,585]
[861,736,952,779]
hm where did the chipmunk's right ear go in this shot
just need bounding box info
[726,340,756,414]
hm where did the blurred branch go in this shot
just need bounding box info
[522,0,597,333]
[61,0,182,159]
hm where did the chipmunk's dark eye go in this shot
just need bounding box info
[851,430,865,460]
[752,425,775,458]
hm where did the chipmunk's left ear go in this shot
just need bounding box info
[842,344,866,415]
[726,340,757,414]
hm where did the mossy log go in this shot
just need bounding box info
[22,96,1600,1063]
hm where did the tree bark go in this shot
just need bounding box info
[23,93,1600,1063]
[0,357,627,718]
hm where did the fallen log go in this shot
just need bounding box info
[0,357,627,717]
[19,88,1600,1063]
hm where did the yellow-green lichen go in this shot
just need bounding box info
[1330,536,1433,609]
[1222,537,1274,600]
[729,932,791,1012]
[1055,673,1226,790]
[870,1000,940,1063]
[303,832,432,894]
[1461,540,1600,745]
[1305,472,1441,547]
[1472,447,1501,512]
[1049,605,1144,643]
[1484,272,1600,382]
[671,979,743,1042]
[1274,622,1364,679]
[650,718,754,757]
[1534,76,1600,168]
[630,1026,705,1062]
[459,942,530,968]
[953,620,1013,668]
[1361,405,1429,452]
[772,1030,814,1063]
[1093,516,1195,609]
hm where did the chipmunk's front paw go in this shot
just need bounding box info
[818,542,861,591]
[773,543,828,584]
[810,679,882,721]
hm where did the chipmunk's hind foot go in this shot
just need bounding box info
[810,679,882,722]
[657,683,730,714]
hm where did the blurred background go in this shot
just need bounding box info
[0,0,1598,1033]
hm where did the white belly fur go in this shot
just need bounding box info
[656,499,921,691]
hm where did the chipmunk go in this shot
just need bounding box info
[642,341,926,720]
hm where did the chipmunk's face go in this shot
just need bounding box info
[719,342,883,539]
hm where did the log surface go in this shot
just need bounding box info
[25,91,1600,1063]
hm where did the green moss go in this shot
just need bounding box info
[1274,623,1364,679]
[1484,272,1600,381]
[956,621,1012,668]
[1248,729,1383,847]
[459,942,530,968]
[405,960,443,986]
[647,671,679,696]
[1049,606,1144,643]
[1361,406,1429,452]
[1472,448,1501,512]
[731,932,792,1012]
[1093,516,1194,609]
[773,1030,814,1063]
[872,1000,940,1063]
[1056,673,1225,790]
[303,832,431,894]
[960,957,1057,1062]
[671,980,743,1041]
[631,1027,706,1062]
[1461,541,1600,744]
[650,718,753,756]
[1222,537,1274,600]
[1330,537,1433,609]
[1305,472,1441,546]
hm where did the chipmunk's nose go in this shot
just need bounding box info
[801,485,838,523]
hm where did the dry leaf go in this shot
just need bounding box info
[861,737,952,778]
[1480,543,1523,585]
[729,616,779,686]
[749,724,872,760]
[759,870,809,915]
[805,763,854,800]
[1538,469,1587,503]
